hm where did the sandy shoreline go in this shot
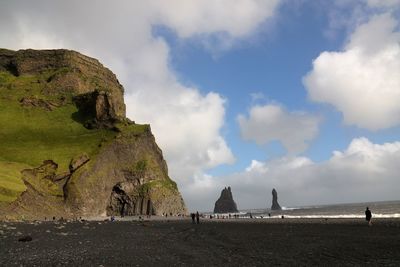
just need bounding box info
[1,218,399,266]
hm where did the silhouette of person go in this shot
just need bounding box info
[365,207,372,226]
[196,211,200,224]
[191,213,195,224]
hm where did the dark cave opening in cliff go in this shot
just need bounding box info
[106,183,154,216]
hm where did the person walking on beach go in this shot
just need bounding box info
[196,211,200,224]
[365,207,372,226]
[191,213,195,224]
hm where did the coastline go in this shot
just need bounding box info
[1,218,399,266]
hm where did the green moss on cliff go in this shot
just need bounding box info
[1,70,67,100]
[22,174,63,198]
[0,93,114,172]
[134,178,179,210]
[0,162,29,202]
[142,178,178,193]
[0,72,15,85]
[0,69,117,203]
[115,123,149,136]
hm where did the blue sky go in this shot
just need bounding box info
[159,1,400,174]
[1,0,400,210]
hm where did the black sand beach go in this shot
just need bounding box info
[1,218,399,266]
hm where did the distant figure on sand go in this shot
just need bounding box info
[191,213,195,224]
[196,211,200,224]
[365,207,372,226]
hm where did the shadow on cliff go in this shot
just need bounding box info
[71,107,95,128]
[71,93,98,129]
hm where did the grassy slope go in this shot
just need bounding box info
[0,162,29,202]
[0,70,116,202]
[0,69,176,208]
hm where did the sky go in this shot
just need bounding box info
[1,0,399,211]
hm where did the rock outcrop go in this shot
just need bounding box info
[0,49,187,220]
[213,187,238,213]
[271,188,282,210]
[0,48,126,124]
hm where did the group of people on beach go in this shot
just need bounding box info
[43,207,373,224]
[190,211,200,224]
[81,206,376,224]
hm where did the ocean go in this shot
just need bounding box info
[211,200,400,219]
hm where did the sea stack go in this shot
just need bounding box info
[271,188,282,210]
[214,187,238,213]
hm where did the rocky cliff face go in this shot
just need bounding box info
[213,187,238,213]
[0,49,125,126]
[65,125,187,217]
[0,49,187,220]
[271,188,282,211]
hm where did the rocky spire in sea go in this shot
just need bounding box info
[213,186,238,213]
[271,188,282,210]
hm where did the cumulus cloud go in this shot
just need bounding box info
[237,103,321,154]
[0,1,280,198]
[366,0,400,9]
[186,138,400,210]
[304,13,400,130]
[151,0,280,38]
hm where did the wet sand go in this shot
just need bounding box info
[1,217,399,266]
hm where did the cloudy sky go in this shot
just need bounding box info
[1,0,399,211]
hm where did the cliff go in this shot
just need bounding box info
[213,186,238,213]
[0,49,187,220]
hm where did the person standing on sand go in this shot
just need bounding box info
[365,207,372,226]
[196,211,200,224]
[191,213,195,224]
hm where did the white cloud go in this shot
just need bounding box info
[0,1,281,207]
[246,160,268,173]
[186,138,400,211]
[304,13,400,130]
[151,0,280,38]
[366,0,400,9]
[182,172,224,211]
[237,104,321,154]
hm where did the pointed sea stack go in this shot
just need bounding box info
[213,187,238,213]
[271,188,282,210]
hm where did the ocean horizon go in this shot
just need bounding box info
[206,200,400,219]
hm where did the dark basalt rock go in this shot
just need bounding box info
[213,186,238,213]
[18,236,33,242]
[271,188,282,211]
[106,181,154,216]
[73,91,120,129]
